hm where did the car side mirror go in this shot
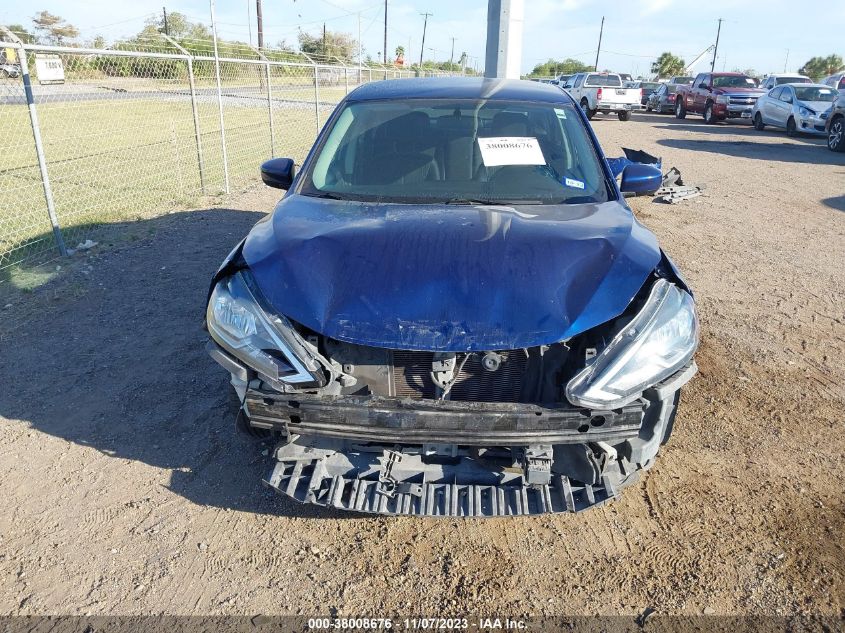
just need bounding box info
[261,158,296,189]
[620,163,662,195]
[699,83,709,90]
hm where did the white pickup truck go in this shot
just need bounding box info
[564,72,643,121]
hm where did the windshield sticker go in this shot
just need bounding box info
[478,137,546,167]
[565,177,585,190]
[554,108,568,120]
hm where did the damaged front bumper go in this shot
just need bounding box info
[216,342,697,516]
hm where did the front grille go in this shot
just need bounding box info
[728,96,757,106]
[391,351,526,403]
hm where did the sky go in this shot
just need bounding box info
[3,0,845,77]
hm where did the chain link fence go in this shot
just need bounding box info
[0,28,457,272]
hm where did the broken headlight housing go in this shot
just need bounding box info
[207,272,320,386]
[566,279,698,409]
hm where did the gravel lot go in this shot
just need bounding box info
[0,111,843,620]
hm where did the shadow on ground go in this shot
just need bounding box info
[822,195,845,212]
[0,208,342,519]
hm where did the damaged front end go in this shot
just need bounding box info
[206,258,698,517]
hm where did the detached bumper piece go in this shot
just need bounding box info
[263,452,636,517]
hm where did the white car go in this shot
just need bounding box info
[760,74,811,90]
[751,83,838,136]
[565,72,643,121]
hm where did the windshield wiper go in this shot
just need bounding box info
[302,191,345,200]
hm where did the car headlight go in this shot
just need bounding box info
[798,106,814,118]
[566,279,699,409]
[207,272,320,386]
[715,95,729,104]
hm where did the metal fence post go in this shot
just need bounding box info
[2,30,67,256]
[209,1,230,194]
[265,62,275,156]
[313,63,321,132]
[164,35,206,194]
[187,58,207,193]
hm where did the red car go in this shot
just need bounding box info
[674,72,766,124]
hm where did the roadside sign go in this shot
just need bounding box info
[35,54,65,84]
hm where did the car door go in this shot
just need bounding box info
[762,87,782,124]
[775,86,794,127]
[570,74,585,101]
[694,74,710,111]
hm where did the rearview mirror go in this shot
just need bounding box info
[261,158,296,189]
[620,163,662,195]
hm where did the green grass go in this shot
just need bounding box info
[0,95,323,270]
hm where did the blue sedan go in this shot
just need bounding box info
[204,78,699,516]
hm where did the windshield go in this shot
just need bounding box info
[673,76,693,84]
[794,86,837,102]
[640,82,661,91]
[712,75,758,88]
[776,76,810,85]
[585,74,622,87]
[301,98,611,205]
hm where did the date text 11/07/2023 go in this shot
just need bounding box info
[307,617,527,630]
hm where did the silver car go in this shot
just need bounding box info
[751,83,838,136]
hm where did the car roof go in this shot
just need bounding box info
[346,77,573,104]
[768,73,809,78]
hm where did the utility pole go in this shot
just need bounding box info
[162,7,168,36]
[419,12,432,69]
[450,37,455,68]
[383,0,388,67]
[256,0,264,51]
[783,49,789,73]
[710,18,722,72]
[594,16,604,71]
[323,22,327,57]
[247,0,252,46]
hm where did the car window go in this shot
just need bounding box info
[779,87,793,103]
[302,99,612,205]
[712,75,757,88]
[793,86,837,102]
[640,82,661,90]
[585,74,622,87]
[769,87,783,100]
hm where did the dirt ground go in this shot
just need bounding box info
[0,111,843,621]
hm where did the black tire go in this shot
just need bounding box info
[753,112,765,130]
[786,117,797,137]
[580,99,594,120]
[617,110,631,121]
[703,101,718,124]
[828,116,845,152]
[675,98,686,119]
[646,104,653,112]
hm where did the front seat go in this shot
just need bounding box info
[360,112,440,185]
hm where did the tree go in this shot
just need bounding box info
[145,12,190,39]
[7,24,36,43]
[298,29,357,62]
[651,52,685,78]
[32,11,79,44]
[528,58,591,78]
[799,55,845,80]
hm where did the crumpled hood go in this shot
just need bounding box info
[242,195,661,351]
